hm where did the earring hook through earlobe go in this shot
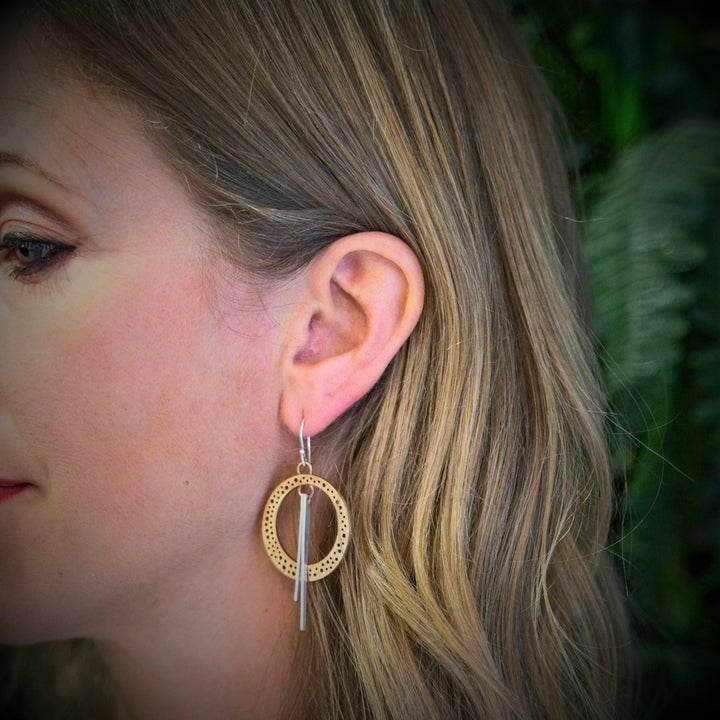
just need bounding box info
[299,418,312,469]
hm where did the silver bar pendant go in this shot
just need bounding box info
[294,491,311,630]
[300,496,311,631]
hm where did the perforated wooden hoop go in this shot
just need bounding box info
[262,473,350,581]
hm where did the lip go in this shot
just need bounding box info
[0,479,33,504]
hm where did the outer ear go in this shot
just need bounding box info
[279,232,424,437]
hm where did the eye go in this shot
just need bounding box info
[0,231,77,281]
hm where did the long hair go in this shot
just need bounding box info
[6,1,630,717]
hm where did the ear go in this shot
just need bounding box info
[279,232,424,437]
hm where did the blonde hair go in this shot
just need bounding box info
[7,0,630,717]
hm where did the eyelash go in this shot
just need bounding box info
[0,231,77,281]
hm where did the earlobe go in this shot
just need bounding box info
[280,232,424,437]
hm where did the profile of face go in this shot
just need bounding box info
[0,30,297,645]
[0,5,625,720]
[0,21,424,660]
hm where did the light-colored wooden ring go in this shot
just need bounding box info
[262,473,350,581]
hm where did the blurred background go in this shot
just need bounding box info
[507,0,720,717]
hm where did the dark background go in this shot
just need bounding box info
[508,0,720,717]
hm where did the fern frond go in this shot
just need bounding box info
[584,118,720,438]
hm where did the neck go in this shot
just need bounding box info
[95,543,299,720]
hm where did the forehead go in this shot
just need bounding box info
[0,23,208,245]
[4,12,174,172]
[1,33,131,159]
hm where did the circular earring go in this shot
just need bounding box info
[261,421,350,631]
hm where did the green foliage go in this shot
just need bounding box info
[585,120,719,435]
[585,122,720,704]
[509,0,720,716]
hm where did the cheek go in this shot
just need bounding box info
[0,268,271,635]
[11,274,222,484]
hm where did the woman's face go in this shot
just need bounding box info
[0,34,290,643]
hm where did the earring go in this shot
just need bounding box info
[261,420,350,631]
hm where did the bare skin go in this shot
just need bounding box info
[0,35,300,720]
[0,28,423,720]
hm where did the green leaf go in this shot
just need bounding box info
[585,118,720,441]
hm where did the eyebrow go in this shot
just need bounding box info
[0,152,80,232]
[0,150,71,193]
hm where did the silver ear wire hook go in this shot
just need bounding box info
[299,419,312,470]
